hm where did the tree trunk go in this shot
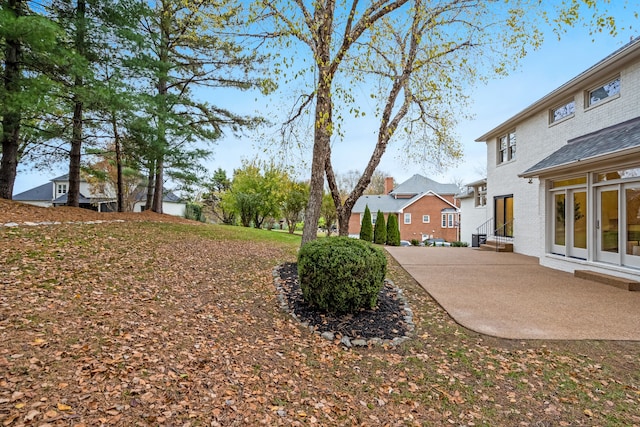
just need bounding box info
[67,0,87,208]
[113,119,124,212]
[0,115,19,200]
[0,0,23,200]
[67,96,83,207]
[152,156,163,213]
[300,1,334,245]
[145,161,154,210]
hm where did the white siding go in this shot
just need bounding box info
[458,197,489,245]
[486,57,640,258]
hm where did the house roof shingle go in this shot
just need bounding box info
[13,182,52,201]
[520,116,640,177]
[390,174,459,196]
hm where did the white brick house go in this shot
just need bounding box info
[476,38,640,280]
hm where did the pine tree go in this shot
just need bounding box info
[359,205,373,242]
[386,214,400,246]
[373,210,386,244]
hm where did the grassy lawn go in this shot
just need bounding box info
[1,220,639,426]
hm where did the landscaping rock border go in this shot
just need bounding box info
[273,262,415,348]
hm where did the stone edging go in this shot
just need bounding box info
[272,264,415,348]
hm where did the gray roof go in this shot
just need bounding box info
[353,194,416,214]
[13,182,52,201]
[14,178,183,204]
[53,193,94,204]
[352,174,459,213]
[521,116,640,177]
[390,174,459,195]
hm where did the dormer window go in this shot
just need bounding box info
[57,184,67,195]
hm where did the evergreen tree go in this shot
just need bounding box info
[373,210,386,245]
[359,205,373,242]
[386,214,400,246]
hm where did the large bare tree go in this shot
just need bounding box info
[254,0,627,244]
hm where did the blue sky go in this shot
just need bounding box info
[12,4,639,195]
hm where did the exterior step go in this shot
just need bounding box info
[575,270,640,291]
[477,240,513,252]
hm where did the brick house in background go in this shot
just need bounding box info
[349,174,460,242]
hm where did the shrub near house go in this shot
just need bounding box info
[297,237,386,314]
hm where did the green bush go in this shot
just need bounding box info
[185,202,205,222]
[452,241,469,247]
[386,214,400,246]
[360,205,373,242]
[297,237,387,314]
[410,239,420,246]
[373,210,386,244]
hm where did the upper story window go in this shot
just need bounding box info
[422,215,430,223]
[57,184,67,194]
[498,131,516,164]
[404,213,411,224]
[474,184,487,207]
[588,76,620,107]
[550,99,575,124]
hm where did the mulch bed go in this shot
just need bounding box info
[276,262,412,341]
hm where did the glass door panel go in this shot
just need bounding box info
[569,191,587,259]
[554,193,566,246]
[551,193,566,255]
[624,186,640,267]
[573,191,587,249]
[494,195,514,238]
[597,188,619,264]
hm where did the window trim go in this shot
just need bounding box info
[497,130,516,164]
[422,214,430,223]
[474,184,487,207]
[549,98,576,125]
[441,213,456,228]
[585,75,620,110]
[404,213,411,224]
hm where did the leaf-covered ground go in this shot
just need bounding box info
[1,200,639,426]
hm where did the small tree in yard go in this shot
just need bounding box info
[386,214,400,246]
[360,205,373,242]
[374,210,386,245]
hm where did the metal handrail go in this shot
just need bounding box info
[475,217,493,236]
[494,219,514,252]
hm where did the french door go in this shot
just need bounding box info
[494,195,513,237]
[551,190,587,259]
[596,187,619,264]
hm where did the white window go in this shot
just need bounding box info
[588,76,620,107]
[57,184,67,195]
[474,184,487,207]
[404,213,411,224]
[550,99,575,123]
[498,131,516,164]
[441,213,455,228]
[422,215,430,223]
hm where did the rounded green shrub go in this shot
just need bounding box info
[297,237,387,314]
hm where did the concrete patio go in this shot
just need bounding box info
[385,246,640,340]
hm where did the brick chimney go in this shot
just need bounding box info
[384,177,394,194]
